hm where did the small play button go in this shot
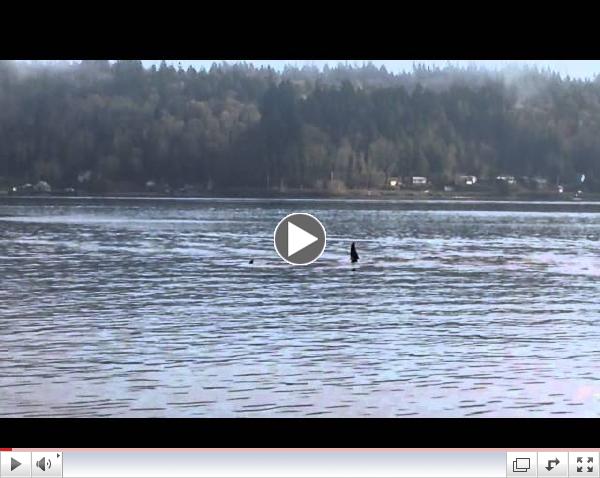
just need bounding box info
[11,459,21,472]
[274,213,326,265]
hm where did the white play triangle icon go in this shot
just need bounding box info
[287,221,318,256]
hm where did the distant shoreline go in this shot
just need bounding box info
[0,188,596,202]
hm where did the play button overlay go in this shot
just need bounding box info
[274,213,326,265]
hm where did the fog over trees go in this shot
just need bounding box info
[1,60,600,192]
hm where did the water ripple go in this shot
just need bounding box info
[1,198,600,416]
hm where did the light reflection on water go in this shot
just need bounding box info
[1,197,600,417]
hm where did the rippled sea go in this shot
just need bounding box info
[2,197,600,417]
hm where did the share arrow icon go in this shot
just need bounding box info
[546,458,560,471]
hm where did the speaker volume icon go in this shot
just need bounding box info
[36,457,51,472]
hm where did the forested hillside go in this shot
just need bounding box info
[1,60,599,193]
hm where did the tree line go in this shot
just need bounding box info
[1,60,600,193]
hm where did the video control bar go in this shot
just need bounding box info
[0,450,598,478]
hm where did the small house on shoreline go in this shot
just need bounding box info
[496,175,516,185]
[388,177,401,188]
[409,176,428,186]
[9,180,52,195]
[455,175,477,186]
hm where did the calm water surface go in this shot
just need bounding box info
[1,197,600,417]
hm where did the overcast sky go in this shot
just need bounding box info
[140,60,600,79]
[16,60,600,80]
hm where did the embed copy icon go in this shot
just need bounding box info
[274,213,326,265]
[514,459,531,472]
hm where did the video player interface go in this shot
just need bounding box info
[0,450,598,478]
[3,59,600,417]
